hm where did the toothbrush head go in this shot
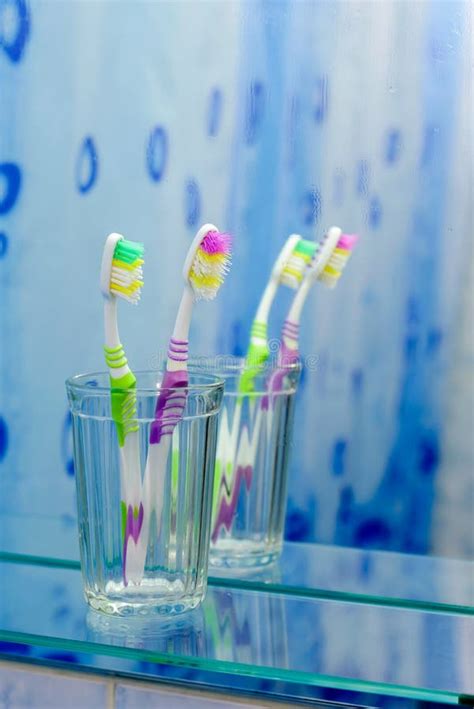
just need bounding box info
[313,227,358,289]
[184,223,232,300]
[280,237,318,289]
[100,233,144,303]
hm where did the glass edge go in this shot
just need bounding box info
[187,356,303,396]
[0,629,462,705]
[65,370,225,395]
[1,552,472,617]
[208,576,474,616]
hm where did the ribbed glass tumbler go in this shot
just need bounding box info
[191,356,301,569]
[66,370,224,616]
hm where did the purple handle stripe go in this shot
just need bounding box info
[150,366,188,444]
[167,338,189,363]
[168,352,188,362]
[282,320,299,339]
[169,342,188,352]
[170,337,188,346]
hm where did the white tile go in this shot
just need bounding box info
[116,684,264,709]
[0,665,108,709]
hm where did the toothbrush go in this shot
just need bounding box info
[238,235,317,394]
[211,236,317,538]
[211,229,358,541]
[265,226,359,404]
[257,228,358,490]
[140,225,232,567]
[100,233,144,586]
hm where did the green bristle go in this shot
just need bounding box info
[294,239,317,260]
[113,239,144,264]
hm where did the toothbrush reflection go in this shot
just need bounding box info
[205,565,289,669]
[85,565,289,672]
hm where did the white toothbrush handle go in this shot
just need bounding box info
[119,432,141,509]
[144,439,171,532]
[136,290,194,583]
[104,298,144,586]
[132,439,171,578]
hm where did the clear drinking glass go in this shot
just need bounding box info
[66,370,224,616]
[190,356,301,568]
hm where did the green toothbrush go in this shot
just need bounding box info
[100,233,144,586]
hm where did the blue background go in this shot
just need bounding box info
[0,0,472,558]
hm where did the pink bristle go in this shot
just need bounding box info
[337,233,359,251]
[199,230,232,255]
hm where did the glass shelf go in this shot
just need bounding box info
[0,557,473,706]
[1,513,473,614]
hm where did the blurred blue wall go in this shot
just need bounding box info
[0,0,472,557]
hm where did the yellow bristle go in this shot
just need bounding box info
[323,265,342,278]
[196,249,227,264]
[111,283,138,297]
[112,258,144,272]
[111,274,143,287]
[189,271,222,289]
[283,266,304,280]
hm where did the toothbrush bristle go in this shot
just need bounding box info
[110,239,144,304]
[188,230,232,300]
[280,238,317,289]
[199,230,232,255]
[318,233,358,289]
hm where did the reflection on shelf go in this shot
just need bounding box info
[0,558,472,706]
[0,514,472,613]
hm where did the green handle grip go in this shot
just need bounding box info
[104,345,138,447]
[239,340,270,394]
